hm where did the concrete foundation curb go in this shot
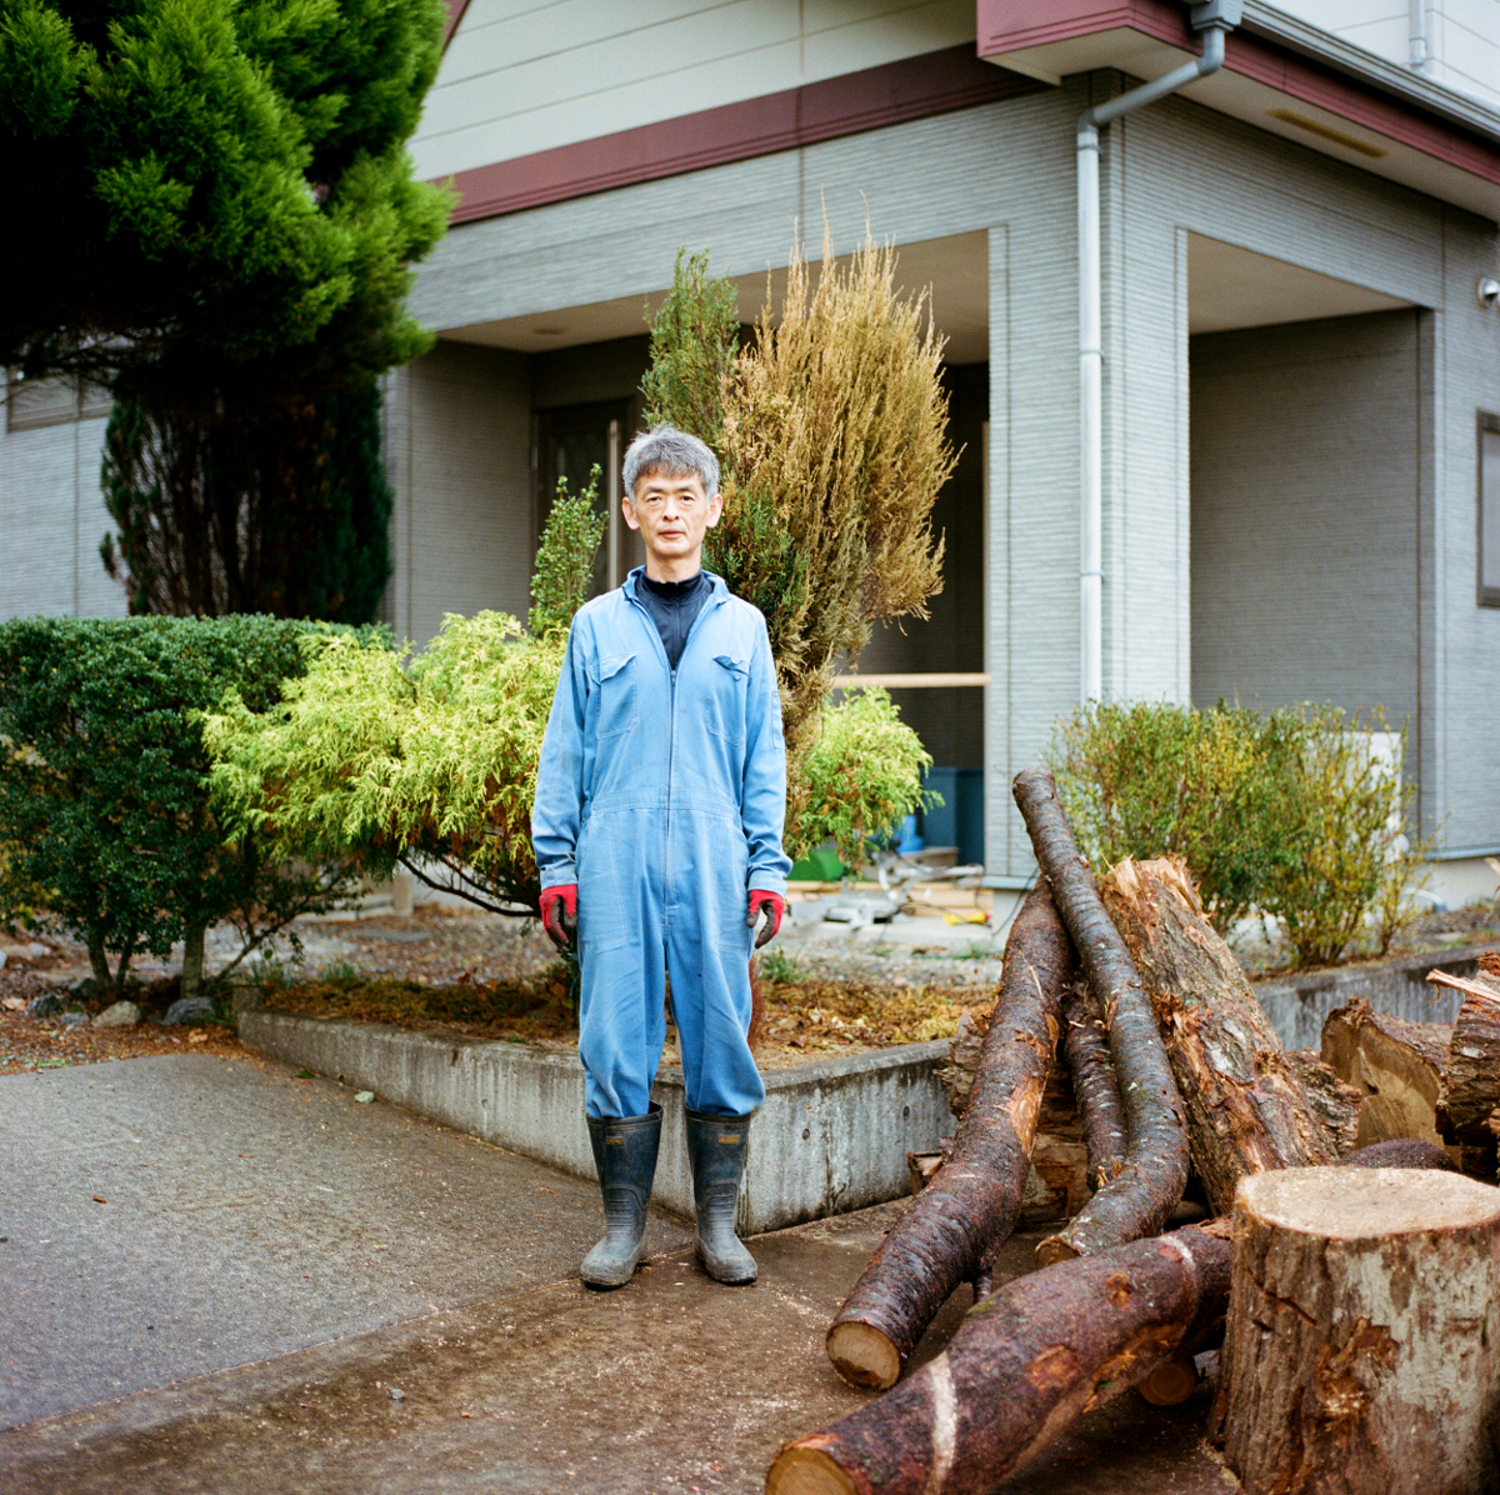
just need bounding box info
[1253,943,1494,1050]
[239,1011,955,1235]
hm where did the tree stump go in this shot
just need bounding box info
[1220,1167,1500,1495]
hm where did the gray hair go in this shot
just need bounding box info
[622,426,720,501]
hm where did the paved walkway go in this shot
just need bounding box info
[1,1052,1236,1494]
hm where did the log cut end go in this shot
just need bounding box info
[1240,1164,1499,1237]
[765,1443,860,1495]
[1034,1235,1080,1269]
[826,1320,902,1391]
[1136,1355,1199,1407]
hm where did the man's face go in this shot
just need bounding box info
[622,467,722,573]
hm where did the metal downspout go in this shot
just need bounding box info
[1076,3,1238,705]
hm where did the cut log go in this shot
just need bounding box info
[937,1009,988,1118]
[1321,998,1451,1148]
[1012,769,1189,1266]
[775,1149,1457,1495]
[1338,1136,1456,1171]
[1438,954,1500,1141]
[824,884,1074,1391]
[1135,1354,1200,1407]
[1059,980,1128,1188]
[1023,1121,1092,1229]
[1099,857,1336,1217]
[776,1222,1234,1495]
[1218,1167,1500,1495]
[1285,1048,1362,1157]
[938,1027,1093,1227]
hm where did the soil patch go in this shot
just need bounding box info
[265,970,989,1070]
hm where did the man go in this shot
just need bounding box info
[531,426,790,1289]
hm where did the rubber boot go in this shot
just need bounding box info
[580,1103,661,1289]
[685,1107,757,1285]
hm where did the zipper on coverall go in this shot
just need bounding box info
[625,585,725,926]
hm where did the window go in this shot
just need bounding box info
[1482,411,1500,608]
[6,372,112,433]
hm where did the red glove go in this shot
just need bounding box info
[746,890,785,949]
[539,884,578,950]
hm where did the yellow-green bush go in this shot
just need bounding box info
[1050,701,1430,967]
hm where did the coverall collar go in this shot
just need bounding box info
[623,565,727,604]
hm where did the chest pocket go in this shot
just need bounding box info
[591,653,637,738]
[707,654,750,744]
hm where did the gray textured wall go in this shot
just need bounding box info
[0,414,127,621]
[1190,310,1421,782]
[384,342,533,646]
[407,79,1500,865]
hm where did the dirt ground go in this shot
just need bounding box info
[4,895,1497,1077]
[0,906,991,1075]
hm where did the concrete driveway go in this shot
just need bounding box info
[0,1052,1235,1494]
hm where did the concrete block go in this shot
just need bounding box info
[239,1011,955,1234]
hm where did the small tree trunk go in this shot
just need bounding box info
[1059,981,1127,1187]
[1322,997,1451,1148]
[825,885,1074,1390]
[181,922,207,1002]
[774,1222,1233,1495]
[1099,857,1337,1216]
[88,940,115,1000]
[1012,768,1189,1265]
[1219,1167,1500,1495]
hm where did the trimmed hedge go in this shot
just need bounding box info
[0,616,366,995]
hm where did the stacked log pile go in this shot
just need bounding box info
[765,768,1496,1495]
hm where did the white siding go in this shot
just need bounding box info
[412,0,974,180]
[1190,310,1421,750]
[0,415,128,622]
[1280,1,1500,110]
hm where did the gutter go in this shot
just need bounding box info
[1077,1,1241,705]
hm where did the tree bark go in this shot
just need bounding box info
[1012,769,1189,1267]
[181,921,206,1002]
[1218,1166,1500,1495]
[1099,857,1337,1216]
[776,1222,1233,1495]
[1285,1048,1362,1157]
[825,885,1074,1390]
[1321,997,1451,1148]
[776,1148,1457,1495]
[1060,980,1128,1188]
[939,1016,1094,1228]
[1439,955,1500,1142]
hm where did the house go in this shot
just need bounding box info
[5,1,1499,903]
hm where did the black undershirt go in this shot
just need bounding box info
[638,570,709,671]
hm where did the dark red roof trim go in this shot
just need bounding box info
[441,0,471,51]
[441,44,1044,226]
[1225,29,1500,184]
[977,0,1186,56]
[976,0,1500,186]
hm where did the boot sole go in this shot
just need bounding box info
[695,1244,757,1285]
[580,1259,641,1289]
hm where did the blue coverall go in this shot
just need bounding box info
[531,568,791,1120]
